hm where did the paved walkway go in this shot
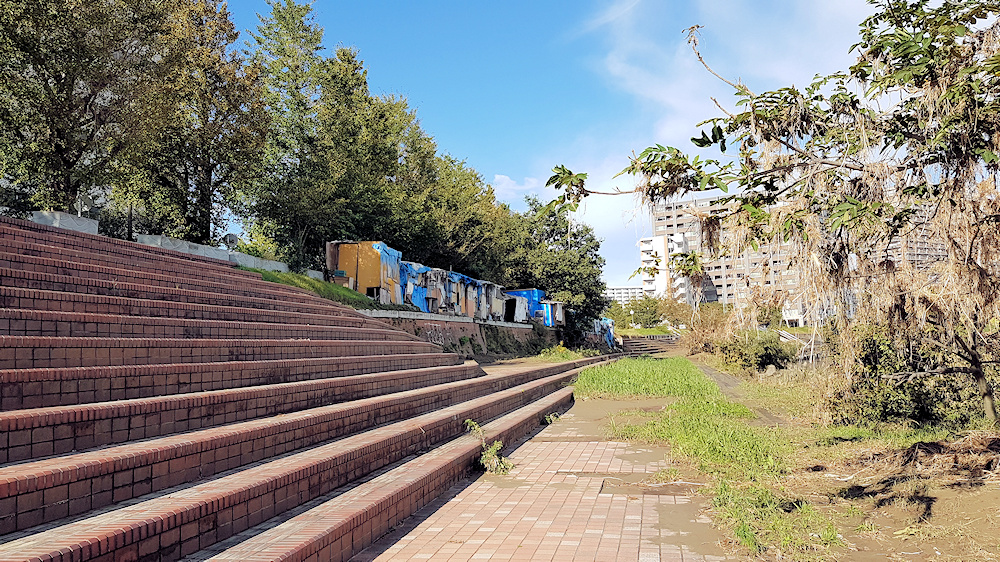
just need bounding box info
[353,376,734,562]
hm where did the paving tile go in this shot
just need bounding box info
[353,405,736,562]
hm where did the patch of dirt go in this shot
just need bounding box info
[781,432,1000,561]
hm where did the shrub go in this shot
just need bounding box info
[680,302,730,354]
[827,326,989,428]
[718,330,797,373]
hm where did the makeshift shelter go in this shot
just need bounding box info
[326,241,402,304]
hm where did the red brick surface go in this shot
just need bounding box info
[0,335,438,370]
[0,246,331,305]
[0,308,412,340]
[0,374,580,558]
[0,218,618,562]
[0,363,485,457]
[0,353,462,409]
[206,388,576,562]
[0,285,374,327]
[0,216,244,269]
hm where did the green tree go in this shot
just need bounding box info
[241,0,325,257]
[628,295,661,328]
[398,154,527,281]
[508,197,609,340]
[0,0,179,212]
[127,0,267,244]
[604,300,631,328]
[551,1,1000,423]
[658,296,692,327]
[252,46,404,270]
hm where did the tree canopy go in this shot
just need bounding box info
[0,0,180,213]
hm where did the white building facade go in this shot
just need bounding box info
[604,286,645,305]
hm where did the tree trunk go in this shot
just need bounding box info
[974,368,999,425]
[193,170,213,245]
[962,333,998,425]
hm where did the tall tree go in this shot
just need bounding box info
[628,295,662,329]
[242,0,325,246]
[0,0,178,212]
[132,0,267,244]
[509,197,609,338]
[252,46,400,269]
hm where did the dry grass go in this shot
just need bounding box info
[844,431,1000,484]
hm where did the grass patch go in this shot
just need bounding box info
[611,405,782,479]
[577,356,842,559]
[577,357,783,478]
[239,267,416,311]
[530,344,600,362]
[713,480,843,556]
[574,357,718,399]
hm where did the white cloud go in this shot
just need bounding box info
[491,174,544,206]
[576,0,643,36]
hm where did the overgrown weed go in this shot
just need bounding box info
[574,357,717,399]
[578,356,841,559]
[464,419,514,474]
[533,343,600,362]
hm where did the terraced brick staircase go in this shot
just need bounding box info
[622,335,679,356]
[0,216,614,562]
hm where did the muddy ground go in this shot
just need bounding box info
[575,357,1000,561]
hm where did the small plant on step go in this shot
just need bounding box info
[543,412,560,425]
[464,419,515,474]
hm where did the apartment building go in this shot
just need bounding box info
[604,285,645,305]
[638,235,670,298]
[645,197,811,326]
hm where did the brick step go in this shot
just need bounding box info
[0,216,243,270]
[202,387,575,562]
[0,232,271,290]
[0,217,248,268]
[0,224,335,311]
[0,308,417,342]
[1,352,463,410]
[0,267,356,317]
[0,369,580,539]
[0,286,378,329]
[0,362,485,460]
[0,336,439,370]
[0,247,339,308]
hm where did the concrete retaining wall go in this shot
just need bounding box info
[30,211,99,235]
[359,310,556,358]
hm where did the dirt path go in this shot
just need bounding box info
[690,360,785,427]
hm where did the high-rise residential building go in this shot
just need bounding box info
[638,236,670,298]
[643,194,950,327]
[603,286,645,305]
[646,196,811,326]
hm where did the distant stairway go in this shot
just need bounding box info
[0,216,615,562]
[621,335,679,356]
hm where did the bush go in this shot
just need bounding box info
[536,343,597,362]
[719,330,798,373]
[680,302,730,354]
[827,326,989,428]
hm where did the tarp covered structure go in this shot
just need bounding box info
[326,241,402,305]
[329,241,560,326]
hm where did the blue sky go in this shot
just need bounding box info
[225,0,876,285]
